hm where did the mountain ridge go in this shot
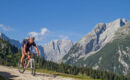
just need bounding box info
[43,39,74,63]
[62,18,130,76]
[63,18,127,62]
[0,32,21,48]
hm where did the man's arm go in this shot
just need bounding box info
[34,46,39,55]
[23,44,27,54]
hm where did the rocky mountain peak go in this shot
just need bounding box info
[43,39,74,63]
[113,18,127,25]
[63,18,128,65]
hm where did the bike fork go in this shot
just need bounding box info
[30,59,34,68]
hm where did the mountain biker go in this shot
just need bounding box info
[21,37,39,64]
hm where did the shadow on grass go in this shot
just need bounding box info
[0,71,18,80]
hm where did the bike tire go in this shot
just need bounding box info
[31,59,36,76]
[18,61,25,73]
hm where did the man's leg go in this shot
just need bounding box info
[21,48,25,63]
[27,52,31,60]
[21,53,25,63]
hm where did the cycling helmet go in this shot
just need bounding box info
[29,36,35,40]
[26,36,35,40]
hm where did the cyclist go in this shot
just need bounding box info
[21,37,39,64]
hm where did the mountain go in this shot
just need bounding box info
[43,40,74,63]
[62,18,130,76]
[30,40,74,62]
[0,32,21,48]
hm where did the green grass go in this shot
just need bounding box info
[12,66,100,80]
[0,75,6,80]
[36,68,101,80]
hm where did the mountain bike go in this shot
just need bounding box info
[18,53,38,76]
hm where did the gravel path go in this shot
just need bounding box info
[0,65,76,80]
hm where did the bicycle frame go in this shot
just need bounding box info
[18,53,37,76]
[25,53,36,68]
[30,58,35,68]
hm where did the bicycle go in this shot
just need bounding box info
[18,53,38,76]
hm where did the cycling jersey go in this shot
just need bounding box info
[21,39,36,53]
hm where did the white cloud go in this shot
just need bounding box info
[28,28,49,41]
[0,24,14,31]
[41,28,48,35]
[28,32,39,37]
[28,28,71,44]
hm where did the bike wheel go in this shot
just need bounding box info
[18,60,26,73]
[31,59,36,76]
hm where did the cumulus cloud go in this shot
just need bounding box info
[41,28,48,35]
[28,28,49,41]
[0,24,14,31]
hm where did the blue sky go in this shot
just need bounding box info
[0,0,130,45]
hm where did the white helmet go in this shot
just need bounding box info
[26,36,35,40]
[29,36,35,40]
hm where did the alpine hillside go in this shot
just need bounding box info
[62,18,130,76]
[0,32,21,48]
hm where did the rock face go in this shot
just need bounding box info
[63,18,127,63]
[81,18,127,54]
[0,32,21,48]
[43,40,74,63]
[62,18,130,76]
[80,22,130,76]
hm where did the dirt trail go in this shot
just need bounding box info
[0,65,76,80]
